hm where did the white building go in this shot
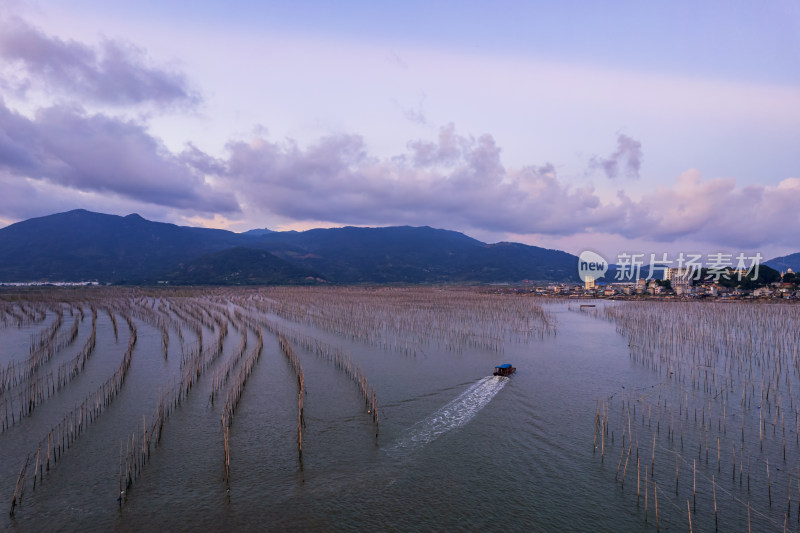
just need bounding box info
[667,267,695,294]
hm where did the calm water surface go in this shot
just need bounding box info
[1,300,773,531]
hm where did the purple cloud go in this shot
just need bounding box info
[394,93,428,125]
[0,99,238,213]
[0,16,197,107]
[405,123,471,167]
[221,126,800,251]
[3,99,795,253]
[611,170,800,249]
[223,126,620,236]
[589,133,642,179]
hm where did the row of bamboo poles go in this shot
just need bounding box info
[262,320,380,432]
[278,335,305,464]
[118,388,171,504]
[116,302,259,502]
[9,314,137,517]
[4,287,396,516]
[210,328,248,405]
[1,306,65,393]
[127,302,171,358]
[1,303,108,394]
[112,301,218,504]
[309,339,379,431]
[249,286,556,355]
[585,301,800,531]
[0,301,48,328]
[116,297,300,501]
[1,307,98,432]
[221,326,264,484]
[116,306,267,499]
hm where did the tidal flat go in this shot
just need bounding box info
[1,287,798,531]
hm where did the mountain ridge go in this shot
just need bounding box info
[0,209,579,284]
[765,252,800,273]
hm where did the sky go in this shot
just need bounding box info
[1,0,799,262]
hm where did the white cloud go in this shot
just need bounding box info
[219,126,800,254]
[0,99,238,213]
[0,15,197,107]
[588,133,642,179]
[223,126,622,235]
[617,170,800,249]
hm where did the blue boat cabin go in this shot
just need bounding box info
[493,364,516,376]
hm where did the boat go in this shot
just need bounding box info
[493,364,516,376]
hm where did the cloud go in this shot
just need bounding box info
[386,50,408,70]
[221,125,799,252]
[589,133,642,179]
[614,169,800,249]
[179,143,228,175]
[2,102,795,255]
[0,99,238,214]
[394,93,428,125]
[223,125,621,235]
[404,123,464,167]
[0,16,197,107]
[0,171,170,224]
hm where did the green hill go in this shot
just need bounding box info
[166,247,323,285]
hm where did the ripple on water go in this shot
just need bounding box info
[387,376,508,457]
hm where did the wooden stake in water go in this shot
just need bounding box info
[601,401,605,464]
[637,456,640,502]
[33,446,40,490]
[9,454,29,518]
[713,474,718,531]
[767,458,772,506]
[675,451,679,495]
[654,481,659,531]
[594,399,599,454]
[786,476,792,522]
[118,441,123,506]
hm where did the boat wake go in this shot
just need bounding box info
[388,376,508,456]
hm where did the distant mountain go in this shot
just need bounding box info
[254,225,483,282]
[0,210,580,284]
[166,247,323,285]
[0,210,242,283]
[250,226,578,283]
[766,253,800,273]
[240,228,275,236]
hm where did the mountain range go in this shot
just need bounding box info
[0,210,579,284]
[764,253,800,274]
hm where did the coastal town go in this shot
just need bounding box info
[502,266,800,300]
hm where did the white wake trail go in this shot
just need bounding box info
[388,376,508,455]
